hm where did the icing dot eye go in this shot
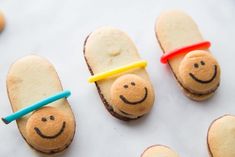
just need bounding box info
[201,61,205,65]
[50,115,55,120]
[131,82,135,86]
[124,85,128,88]
[194,63,199,68]
[41,117,47,122]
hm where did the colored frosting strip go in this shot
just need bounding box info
[2,90,71,124]
[88,60,147,83]
[160,41,211,64]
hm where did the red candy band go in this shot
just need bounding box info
[160,41,211,64]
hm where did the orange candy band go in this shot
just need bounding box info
[160,41,211,64]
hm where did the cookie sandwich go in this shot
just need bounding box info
[84,27,155,121]
[2,55,76,154]
[155,10,220,101]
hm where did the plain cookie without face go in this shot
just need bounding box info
[207,115,235,157]
[141,145,180,157]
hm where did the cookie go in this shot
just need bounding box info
[141,145,179,157]
[26,107,74,153]
[0,11,5,32]
[84,27,155,121]
[111,74,154,116]
[179,50,220,94]
[6,55,76,154]
[207,115,235,157]
[155,10,220,101]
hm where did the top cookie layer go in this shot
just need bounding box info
[208,115,235,157]
[141,145,179,157]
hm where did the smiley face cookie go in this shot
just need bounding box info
[179,50,220,94]
[26,107,74,153]
[6,55,76,154]
[155,10,221,101]
[207,115,235,157]
[84,27,155,121]
[111,74,154,116]
[141,145,180,157]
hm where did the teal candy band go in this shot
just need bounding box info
[2,90,71,124]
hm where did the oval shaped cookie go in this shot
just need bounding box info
[155,10,220,101]
[6,55,76,154]
[141,145,179,157]
[207,115,235,157]
[84,27,155,121]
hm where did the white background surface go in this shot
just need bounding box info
[0,0,235,157]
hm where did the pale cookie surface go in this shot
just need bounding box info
[155,10,220,100]
[7,55,75,154]
[179,50,220,94]
[141,145,179,157]
[84,27,155,120]
[26,107,74,152]
[111,74,154,116]
[0,11,5,32]
[207,115,235,157]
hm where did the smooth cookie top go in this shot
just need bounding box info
[141,145,179,157]
[110,74,154,117]
[26,107,74,151]
[179,50,220,94]
[208,115,235,157]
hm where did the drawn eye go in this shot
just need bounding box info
[124,85,128,88]
[194,63,199,68]
[131,82,135,86]
[50,115,55,120]
[200,61,205,65]
[41,117,47,122]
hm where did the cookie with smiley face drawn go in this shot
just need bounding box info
[84,27,155,121]
[155,10,220,101]
[6,55,76,154]
[111,74,154,116]
[179,50,220,94]
[141,145,180,157]
[26,107,74,152]
[207,115,235,157]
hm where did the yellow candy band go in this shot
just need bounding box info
[88,60,147,83]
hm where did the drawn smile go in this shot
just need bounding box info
[189,65,217,84]
[34,121,66,139]
[119,87,148,105]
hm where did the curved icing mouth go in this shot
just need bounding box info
[119,87,148,105]
[189,65,217,84]
[34,121,66,139]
